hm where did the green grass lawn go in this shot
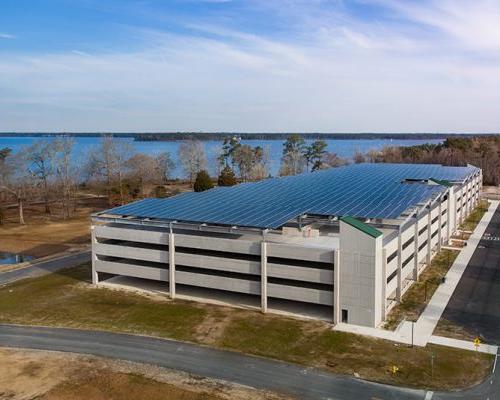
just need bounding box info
[0,265,206,341]
[0,264,493,390]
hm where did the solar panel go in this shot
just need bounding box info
[102,163,479,229]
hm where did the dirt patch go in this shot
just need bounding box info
[0,216,91,258]
[0,348,290,400]
[195,308,235,345]
[0,195,108,259]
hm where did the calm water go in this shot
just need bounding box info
[0,252,35,265]
[0,136,442,178]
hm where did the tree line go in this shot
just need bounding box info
[353,136,500,185]
[2,134,496,225]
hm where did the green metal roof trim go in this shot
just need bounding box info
[340,216,383,238]
[429,178,453,187]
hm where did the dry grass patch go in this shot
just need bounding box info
[0,195,107,258]
[0,348,287,400]
[218,313,492,390]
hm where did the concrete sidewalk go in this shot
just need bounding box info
[335,200,499,354]
[400,200,499,347]
[428,335,498,355]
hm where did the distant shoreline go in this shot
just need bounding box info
[0,132,494,141]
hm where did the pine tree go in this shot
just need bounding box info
[193,170,214,192]
[218,166,237,186]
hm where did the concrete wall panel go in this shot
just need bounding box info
[267,243,334,263]
[95,225,169,245]
[268,263,333,284]
[95,260,168,281]
[175,234,260,255]
[176,252,261,275]
[268,283,333,305]
[94,243,169,264]
[176,271,260,295]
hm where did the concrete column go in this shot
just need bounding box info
[261,241,267,313]
[413,218,419,281]
[333,250,340,324]
[381,248,387,322]
[458,189,463,225]
[426,207,432,265]
[396,227,402,302]
[437,200,442,251]
[446,190,452,244]
[461,188,466,223]
[465,180,471,216]
[169,232,176,299]
[91,225,99,285]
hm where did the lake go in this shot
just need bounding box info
[0,136,442,178]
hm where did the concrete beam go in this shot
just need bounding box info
[95,260,168,281]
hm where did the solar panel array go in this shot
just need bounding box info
[103,163,478,229]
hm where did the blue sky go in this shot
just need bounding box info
[1,0,499,132]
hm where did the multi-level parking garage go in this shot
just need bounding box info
[91,163,481,327]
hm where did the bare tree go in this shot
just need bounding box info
[52,137,75,219]
[178,140,206,183]
[155,152,175,184]
[353,149,365,163]
[322,152,348,168]
[126,153,157,196]
[0,150,33,224]
[24,140,54,214]
[85,136,134,205]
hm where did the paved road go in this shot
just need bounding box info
[0,251,90,286]
[440,207,500,345]
[0,325,497,400]
[0,324,423,400]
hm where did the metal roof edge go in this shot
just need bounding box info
[340,216,383,239]
[429,178,453,187]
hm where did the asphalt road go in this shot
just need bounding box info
[440,207,500,345]
[0,325,498,400]
[0,324,423,400]
[0,251,91,286]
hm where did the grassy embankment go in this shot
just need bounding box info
[0,264,492,391]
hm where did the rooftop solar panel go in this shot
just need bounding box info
[101,163,479,229]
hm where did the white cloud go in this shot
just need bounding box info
[0,33,16,39]
[0,1,499,132]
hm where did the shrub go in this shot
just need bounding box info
[153,185,168,198]
[193,170,214,192]
[218,166,237,186]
